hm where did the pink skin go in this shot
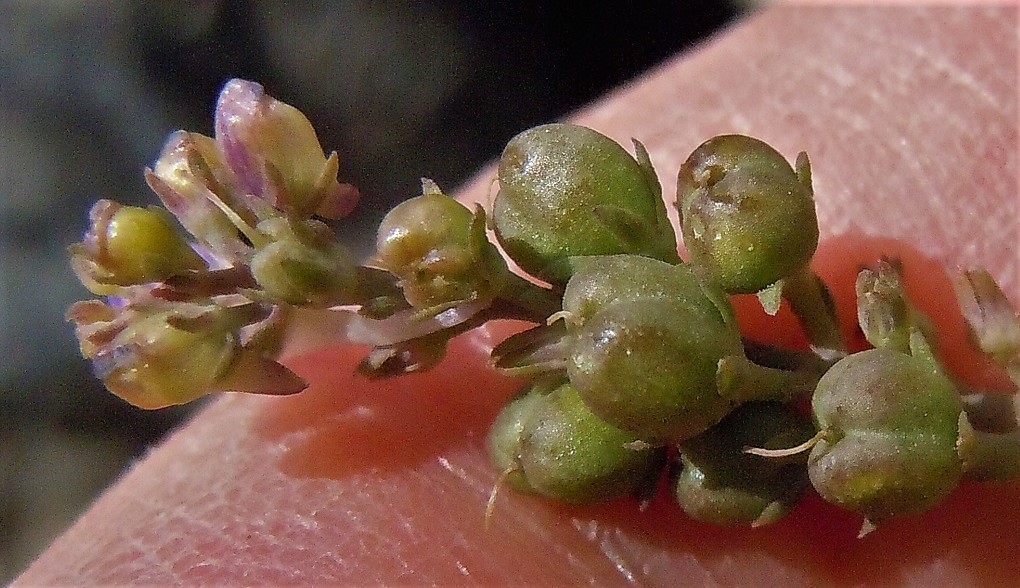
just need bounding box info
[17,5,1018,586]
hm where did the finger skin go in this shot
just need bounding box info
[18,5,1018,586]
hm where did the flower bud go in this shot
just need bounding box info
[494,123,677,284]
[67,301,305,409]
[214,78,359,220]
[250,217,358,307]
[70,200,205,294]
[677,135,818,294]
[145,131,253,262]
[808,348,963,525]
[374,180,508,308]
[953,268,1020,384]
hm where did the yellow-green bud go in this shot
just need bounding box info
[250,217,357,307]
[375,181,508,308]
[96,309,237,409]
[71,200,205,294]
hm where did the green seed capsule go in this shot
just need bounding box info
[677,134,818,294]
[488,382,664,504]
[375,181,507,308]
[494,123,677,284]
[561,254,735,329]
[808,347,963,524]
[567,297,744,443]
[487,385,547,494]
[673,401,814,527]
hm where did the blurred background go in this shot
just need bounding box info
[0,0,755,580]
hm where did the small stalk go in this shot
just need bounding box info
[957,390,1020,481]
[741,337,833,375]
[497,272,562,322]
[716,354,820,404]
[782,265,846,362]
[958,412,1020,480]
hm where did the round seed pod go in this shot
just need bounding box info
[808,348,964,523]
[494,123,677,284]
[487,385,548,494]
[677,134,818,294]
[567,296,744,443]
[487,382,664,504]
[673,401,814,527]
[375,186,507,308]
[519,382,664,504]
[561,254,734,330]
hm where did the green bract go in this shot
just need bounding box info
[674,402,814,527]
[488,382,664,504]
[493,123,677,284]
[677,134,817,294]
[808,347,964,525]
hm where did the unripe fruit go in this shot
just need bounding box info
[677,134,817,294]
[487,383,664,504]
[674,402,815,527]
[494,124,677,284]
[808,348,963,524]
[561,254,734,329]
[567,297,744,443]
[375,185,507,308]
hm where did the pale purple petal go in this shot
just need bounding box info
[214,78,267,199]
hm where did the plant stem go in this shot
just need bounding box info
[498,272,562,322]
[782,265,846,361]
[716,354,820,404]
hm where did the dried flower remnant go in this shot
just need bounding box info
[66,300,304,409]
[953,269,1020,385]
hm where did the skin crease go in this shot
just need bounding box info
[18,5,1019,587]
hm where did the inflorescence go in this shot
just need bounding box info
[68,79,1020,537]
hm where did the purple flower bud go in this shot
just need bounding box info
[214,79,359,220]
